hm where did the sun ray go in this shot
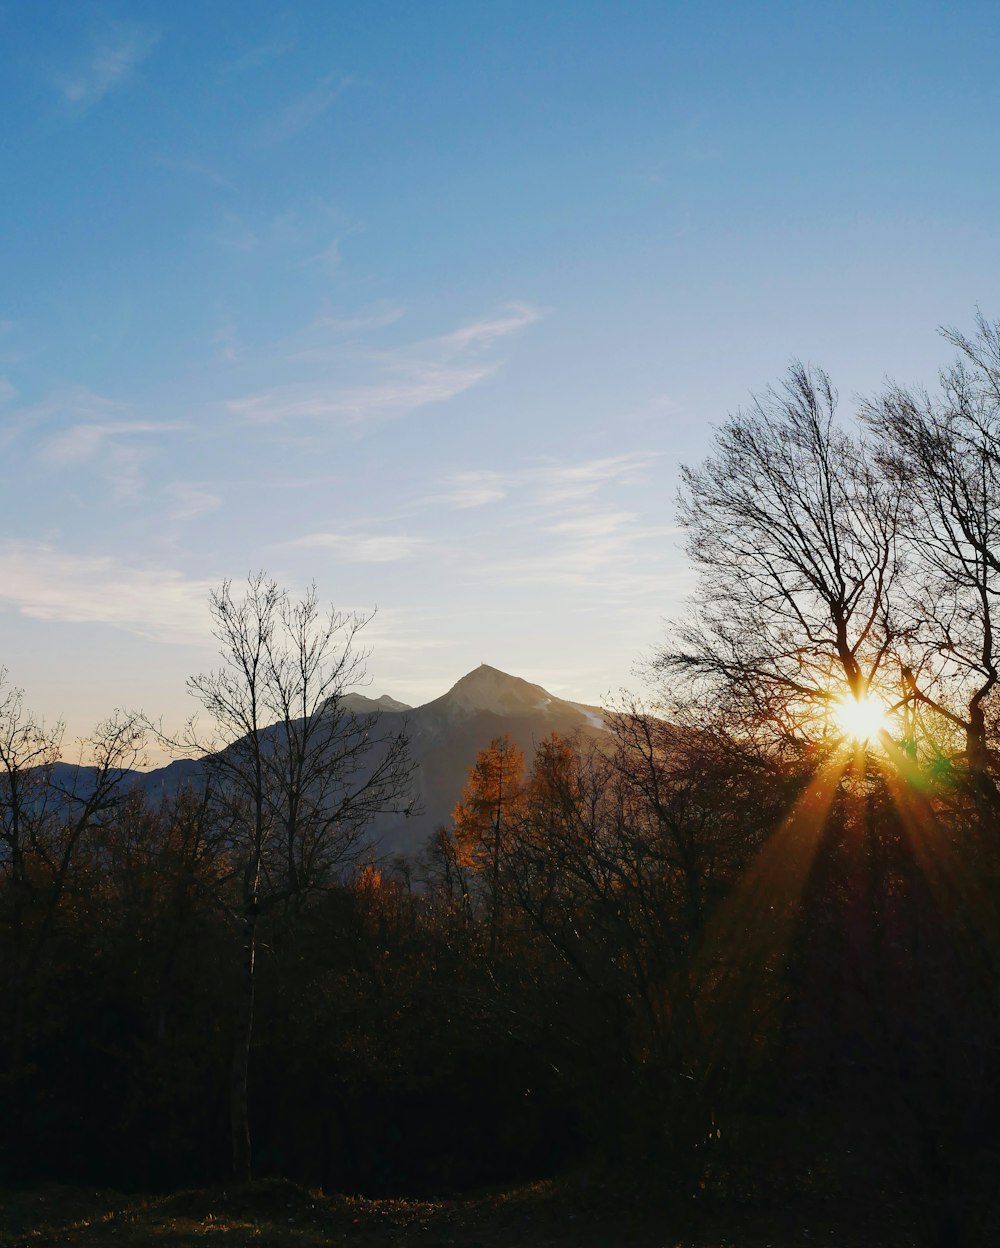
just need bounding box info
[691,754,849,1072]
[876,738,1000,975]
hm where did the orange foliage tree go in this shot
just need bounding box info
[452,735,526,954]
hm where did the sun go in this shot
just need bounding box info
[831,691,889,743]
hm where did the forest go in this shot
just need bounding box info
[4,318,1000,1247]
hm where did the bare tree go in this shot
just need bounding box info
[0,672,146,1068]
[866,313,1000,812]
[186,574,414,1180]
[495,719,780,1158]
[661,364,904,741]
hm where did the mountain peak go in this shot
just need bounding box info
[339,691,412,714]
[437,664,556,716]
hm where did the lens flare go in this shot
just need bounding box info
[832,691,888,743]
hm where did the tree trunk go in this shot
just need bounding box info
[230,904,258,1181]
[966,710,1000,830]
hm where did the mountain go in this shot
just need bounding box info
[340,692,412,714]
[375,664,607,854]
[45,665,607,859]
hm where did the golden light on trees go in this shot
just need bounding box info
[831,690,889,744]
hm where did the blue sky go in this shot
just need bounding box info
[2,1,1000,752]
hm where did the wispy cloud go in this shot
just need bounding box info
[473,514,678,598]
[423,451,674,603]
[539,452,659,503]
[56,24,159,108]
[209,200,357,267]
[278,532,431,562]
[227,303,542,427]
[431,451,660,510]
[151,484,224,551]
[436,470,509,509]
[309,238,344,276]
[213,211,261,252]
[0,377,16,406]
[211,318,244,362]
[258,73,357,144]
[544,510,640,539]
[228,363,497,426]
[26,391,185,500]
[437,305,543,354]
[156,155,236,191]
[328,305,407,333]
[283,303,407,362]
[164,482,222,524]
[222,39,296,75]
[0,542,214,644]
[40,419,179,467]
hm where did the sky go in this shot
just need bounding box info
[2,0,1000,756]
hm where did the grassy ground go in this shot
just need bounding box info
[0,1174,924,1247]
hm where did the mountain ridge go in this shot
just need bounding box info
[47,665,609,856]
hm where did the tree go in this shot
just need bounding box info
[662,363,903,742]
[186,574,414,1179]
[866,313,1000,812]
[493,720,781,1160]
[650,330,1000,1219]
[0,672,146,1072]
[452,735,525,955]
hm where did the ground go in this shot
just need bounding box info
[0,1175,923,1247]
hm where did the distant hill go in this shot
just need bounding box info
[46,665,608,859]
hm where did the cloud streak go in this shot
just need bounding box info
[279,532,431,562]
[227,363,498,426]
[221,39,296,75]
[19,391,186,499]
[156,155,237,191]
[423,450,675,604]
[40,419,181,467]
[317,306,407,335]
[257,73,356,144]
[283,304,408,362]
[164,482,223,525]
[431,451,660,509]
[436,306,543,354]
[56,24,159,108]
[226,303,542,427]
[0,542,215,644]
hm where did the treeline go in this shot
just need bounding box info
[2,696,999,1240]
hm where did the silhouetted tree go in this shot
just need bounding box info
[0,673,145,1072]
[867,312,1000,814]
[186,574,414,1179]
[661,363,904,741]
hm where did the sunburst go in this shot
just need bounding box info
[832,690,889,743]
